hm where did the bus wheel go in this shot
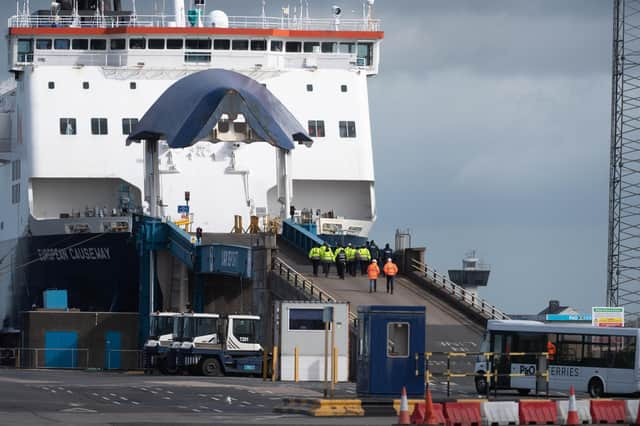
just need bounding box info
[588,377,604,398]
[475,375,488,394]
[201,357,223,377]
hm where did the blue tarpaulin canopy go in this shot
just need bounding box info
[126,69,312,150]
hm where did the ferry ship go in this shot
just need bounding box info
[0,0,383,329]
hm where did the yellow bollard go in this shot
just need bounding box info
[332,347,338,385]
[272,346,278,382]
[294,346,299,383]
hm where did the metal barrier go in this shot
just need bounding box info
[421,351,550,398]
[410,258,510,320]
[271,257,358,326]
[104,349,145,370]
[17,348,90,369]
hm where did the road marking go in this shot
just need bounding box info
[162,396,171,400]
[257,404,265,408]
[214,394,223,397]
[166,390,174,394]
[60,407,97,413]
[112,401,121,405]
[66,390,73,394]
[120,396,128,401]
[213,409,223,413]
[241,401,251,405]
[199,405,208,409]
[91,393,99,396]
[198,394,207,397]
[177,405,188,409]
[248,390,256,394]
[263,390,273,394]
[57,387,64,391]
[101,397,110,401]
[210,397,220,401]
[150,391,157,394]
[109,393,116,397]
[50,390,56,394]
[192,409,201,413]
[140,387,147,391]
[131,401,140,405]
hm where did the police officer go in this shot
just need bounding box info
[320,243,334,277]
[334,245,347,279]
[308,244,321,276]
[345,243,356,277]
[369,240,380,267]
[358,245,371,275]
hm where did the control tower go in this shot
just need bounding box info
[447,251,490,294]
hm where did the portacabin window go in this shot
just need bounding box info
[339,121,357,138]
[122,118,139,135]
[285,41,302,53]
[270,40,283,52]
[59,118,77,135]
[387,322,409,358]
[308,120,325,138]
[289,308,326,331]
[91,118,108,135]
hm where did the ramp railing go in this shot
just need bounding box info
[280,219,325,258]
[271,257,358,325]
[410,258,510,320]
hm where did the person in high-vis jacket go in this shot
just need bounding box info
[345,243,357,277]
[308,244,321,276]
[320,243,334,277]
[383,258,399,294]
[367,259,380,293]
[358,246,371,275]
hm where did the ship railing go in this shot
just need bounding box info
[9,14,381,32]
[271,257,358,326]
[410,258,510,321]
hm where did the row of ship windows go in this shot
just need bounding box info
[47,81,347,93]
[58,118,357,138]
[17,38,374,65]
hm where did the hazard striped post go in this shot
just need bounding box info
[397,386,410,425]
[566,385,579,425]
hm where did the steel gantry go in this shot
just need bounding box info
[608,0,640,319]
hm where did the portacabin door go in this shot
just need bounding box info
[371,314,425,397]
[105,331,121,370]
[356,316,370,395]
[45,331,78,368]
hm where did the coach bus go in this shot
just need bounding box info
[474,320,640,397]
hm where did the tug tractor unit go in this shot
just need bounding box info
[143,312,180,373]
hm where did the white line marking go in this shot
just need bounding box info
[241,401,251,405]
[131,401,140,405]
[101,397,109,401]
[113,401,121,405]
[192,409,201,412]
[91,393,99,396]
[199,406,208,409]
[198,394,207,397]
[120,396,128,401]
[166,390,174,394]
[109,393,116,397]
[210,397,219,401]
[51,390,56,394]
[177,405,188,409]
[150,391,157,394]
[66,390,73,394]
[213,409,223,413]
[162,396,171,400]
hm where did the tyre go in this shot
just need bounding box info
[475,374,488,394]
[517,389,530,396]
[588,377,604,398]
[201,357,223,377]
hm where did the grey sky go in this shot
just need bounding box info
[2,1,613,315]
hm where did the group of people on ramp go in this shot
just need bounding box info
[308,240,399,294]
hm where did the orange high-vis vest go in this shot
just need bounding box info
[367,263,380,279]
[383,262,398,276]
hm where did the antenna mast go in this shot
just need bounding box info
[608,0,640,321]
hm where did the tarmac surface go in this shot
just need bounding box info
[0,368,587,425]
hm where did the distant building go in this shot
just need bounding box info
[509,300,580,321]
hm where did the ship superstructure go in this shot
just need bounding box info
[0,0,383,327]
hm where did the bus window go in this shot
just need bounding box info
[557,334,582,365]
[583,335,609,368]
[610,335,636,369]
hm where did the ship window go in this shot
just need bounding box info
[11,160,20,181]
[82,82,89,89]
[36,39,52,50]
[321,42,337,53]
[110,39,126,50]
[270,40,283,52]
[72,39,89,50]
[148,39,165,49]
[184,52,211,63]
[357,42,373,66]
[59,118,77,135]
[54,39,70,50]
[11,183,20,205]
[90,39,107,50]
[308,120,325,138]
[232,40,249,51]
[234,122,247,133]
[306,84,313,92]
[285,41,302,53]
[122,118,139,135]
[341,85,347,92]
[339,120,356,138]
[339,42,356,54]
[91,118,108,135]
[213,39,230,50]
[303,42,320,53]
[186,39,211,50]
[130,82,136,90]
[48,82,55,90]
[217,119,230,133]
[166,39,183,49]
[251,40,267,51]
[129,38,146,50]
[17,39,33,63]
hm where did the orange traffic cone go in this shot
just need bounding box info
[397,386,410,425]
[423,386,439,425]
[565,385,579,425]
